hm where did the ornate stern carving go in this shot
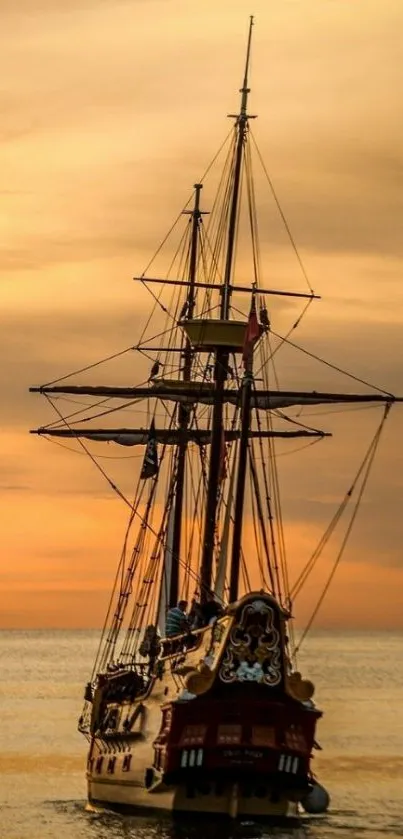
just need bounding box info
[179,595,317,701]
[219,595,284,685]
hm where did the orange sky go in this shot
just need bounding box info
[1,0,403,629]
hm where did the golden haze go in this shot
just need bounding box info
[1,0,403,628]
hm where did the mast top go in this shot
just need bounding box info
[240,15,254,117]
[228,17,256,124]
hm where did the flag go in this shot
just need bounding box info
[140,419,159,479]
[242,297,261,368]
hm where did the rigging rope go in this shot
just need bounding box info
[250,130,314,296]
[42,435,144,460]
[245,132,260,288]
[248,444,275,592]
[294,403,392,652]
[256,297,314,371]
[92,475,149,677]
[41,346,135,388]
[291,403,392,599]
[43,396,224,616]
[270,328,394,397]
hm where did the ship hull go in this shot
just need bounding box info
[83,596,322,821]
[87,775,299,820]
[86,735,305,820]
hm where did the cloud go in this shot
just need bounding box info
[1,0,402,289]
[1,0,155,19]
[256,143,403,258]
[0,484,31,492]
[2,0,403,627]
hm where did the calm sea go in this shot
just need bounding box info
[0,630,402,839]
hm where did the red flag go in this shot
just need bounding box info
[242,298,261,367]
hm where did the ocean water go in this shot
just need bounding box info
[1,629,402,839]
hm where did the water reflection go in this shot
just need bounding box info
[61,804,403,839]
[54,803,309,839]
[2,631,403,839]
[4,800,403,839]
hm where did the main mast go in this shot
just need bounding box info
[199,16,254,603]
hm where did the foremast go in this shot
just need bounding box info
[200,16,255,604]
[169,184,203,606]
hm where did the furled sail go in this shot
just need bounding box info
[30,427,330,446]
[30,382,399,409]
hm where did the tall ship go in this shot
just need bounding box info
[31,19,401,820]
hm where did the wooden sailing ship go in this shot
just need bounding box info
[30,18,401,820]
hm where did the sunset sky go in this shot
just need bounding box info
[1,0,403,629]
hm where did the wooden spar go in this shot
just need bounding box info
[199,17,254,604]
[134,277,320,301]
[169,184,202,607]
[29,384,402,404]
[230,294,260,600]
[229,371,253,601]
[199,354,228,602]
